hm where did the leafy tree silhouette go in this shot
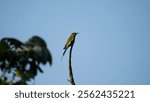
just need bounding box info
[0,36,52,85]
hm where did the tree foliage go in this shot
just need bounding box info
[0,36,52,85]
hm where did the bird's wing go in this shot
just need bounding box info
[63,35,74,49]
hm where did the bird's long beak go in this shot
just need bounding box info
[76,32,79,34]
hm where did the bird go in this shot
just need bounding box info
[61,32,78,60]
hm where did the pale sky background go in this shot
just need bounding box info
[0,0,150,84]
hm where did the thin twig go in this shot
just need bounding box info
[68,44,75,85]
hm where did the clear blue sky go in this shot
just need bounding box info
[0,0,150,84]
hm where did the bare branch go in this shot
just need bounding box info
[68,44,75,85]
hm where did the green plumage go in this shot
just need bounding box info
[62,32,78,59]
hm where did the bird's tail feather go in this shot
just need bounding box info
[61,48,67,61]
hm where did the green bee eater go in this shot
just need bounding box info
[61,32,78,60]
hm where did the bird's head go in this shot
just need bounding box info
[72,32,79,37]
